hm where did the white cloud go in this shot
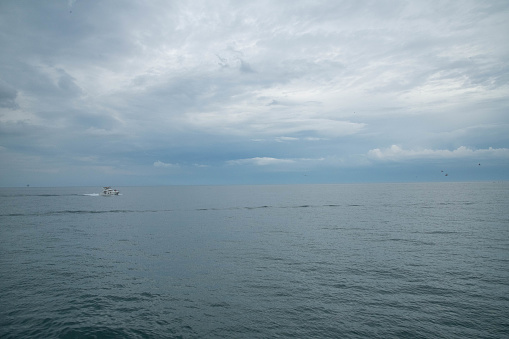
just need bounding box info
[227,157,325,168]
[186,111,365,138]
[228,157,295,166]
[275,136,299,142]
[304,137,327,141]
[153,160,179,168]
[368,145,509,161]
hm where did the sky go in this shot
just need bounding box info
[1,0,508,186]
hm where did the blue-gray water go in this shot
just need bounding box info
[1,182,508,338]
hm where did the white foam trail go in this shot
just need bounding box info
[83,193,100,196]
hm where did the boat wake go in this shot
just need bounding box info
[83,193,100,196]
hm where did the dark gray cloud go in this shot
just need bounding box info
[0,81,18,109]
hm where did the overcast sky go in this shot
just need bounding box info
[1,0,508,186]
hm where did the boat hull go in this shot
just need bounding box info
[102,187,120,195]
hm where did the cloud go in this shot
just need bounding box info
[153,161,179,168]
[275,136,299,142]
[186,112,365,138]
[228,157,295,166]
[56,69,83,96]
[227,157,325,168]
[0,81,19,109]
[1,1,508,185]
[368,145,509,161]
[239,59,255,73]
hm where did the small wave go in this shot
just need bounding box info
[387,238,435,246]
[0,193,81,197]
[0,209,167,217]
[423,231,461,235]
[57,326,150,339]
[194,204,366,211]
[209,301,230,308]
[58,210,132,214]
[244,205,271,210]
[279,205,314,209]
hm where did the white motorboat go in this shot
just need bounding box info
[102,187,120,195]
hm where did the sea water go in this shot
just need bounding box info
[1,182,508,338]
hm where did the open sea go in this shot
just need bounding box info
[1,182,508,338]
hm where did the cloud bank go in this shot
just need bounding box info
[368,145,509,161]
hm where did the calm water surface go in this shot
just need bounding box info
[1,183,508,338]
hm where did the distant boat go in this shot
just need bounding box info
[102,187,120,195]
